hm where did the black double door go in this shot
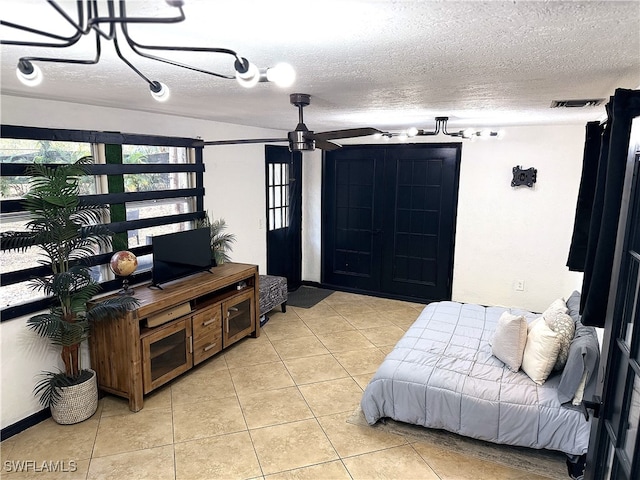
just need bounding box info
[322,144,461,302]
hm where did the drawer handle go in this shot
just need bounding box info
[202,319,216,327]
[203,343,217,352]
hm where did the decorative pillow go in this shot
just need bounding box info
[557,321,601,404]
[543,298,568,317]
[543,310,576,370]
[521,319,561,385]
[491,312,528,371]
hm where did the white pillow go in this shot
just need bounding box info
[543,310,575,371]
[521,319,561,385]
[491,312,528,371]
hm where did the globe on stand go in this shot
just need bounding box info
[109,251,138,295]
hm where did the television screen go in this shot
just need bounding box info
[151,227,213,288]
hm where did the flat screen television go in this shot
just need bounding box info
[151,227,213,288]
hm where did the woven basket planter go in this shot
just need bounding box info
[51,369,98,425]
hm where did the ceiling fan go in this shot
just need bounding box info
[204,93,382,152]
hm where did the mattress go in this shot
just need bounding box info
[360,301,592,455]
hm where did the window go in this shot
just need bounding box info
[267,162,289,231]
[0,126,205,321]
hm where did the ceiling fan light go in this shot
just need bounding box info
[16,61,42,87]
[461,128,476,139]
[266,62,296,88]
[150,81,170,102]
[235,59,260,88]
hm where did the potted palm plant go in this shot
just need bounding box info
[2,157,138,424]
[198,213,236,265]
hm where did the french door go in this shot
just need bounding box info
[322,144,460,302]
[586,127,640,479]
[265,145,302,290]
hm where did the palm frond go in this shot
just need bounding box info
[86,296,139,323]
[33,371,77,408]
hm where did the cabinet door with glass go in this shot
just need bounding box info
[222,290,255,348]
[141,317,193,394]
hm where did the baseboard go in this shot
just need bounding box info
[1,408,50,441]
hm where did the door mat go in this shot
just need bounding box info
[346,406,567,479]
[286,286,334,308]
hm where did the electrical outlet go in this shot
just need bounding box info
[515,280,525,291]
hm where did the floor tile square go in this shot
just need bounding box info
[171,365,236,405]
[262,316,314,341]
[172,395,246,442]
[92,407,173,458]
[229,360,295,396]
[250,419,338,475]
[238,386,313,429]
[87,445,174,480]
[174,431,261,480]
[265,459,351,479]
[317,412,407,458]
[298,377,363,417]
[333,348,387,376]
[283,353,349,385]
[342,444,439,480]
[316,330,377,353]
[270,335,330,359]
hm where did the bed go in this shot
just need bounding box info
[360,291,600,458]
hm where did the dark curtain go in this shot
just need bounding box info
[567,88,640,327]
[566,121,605,271]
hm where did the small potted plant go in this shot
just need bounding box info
[198,213,236,265]
[2,157,138,424]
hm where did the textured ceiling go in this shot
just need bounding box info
[1,0,639,136]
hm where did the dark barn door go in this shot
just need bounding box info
[265,145,302,290]
[323,144,461,302]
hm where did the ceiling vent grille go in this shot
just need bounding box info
[550,99,605,108]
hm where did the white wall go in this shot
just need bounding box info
[1,94,586,429]
[451,125,585,311]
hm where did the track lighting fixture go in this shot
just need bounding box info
[380,117,504,140]
[2,0,296,101]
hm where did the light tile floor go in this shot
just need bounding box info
[1,290,560,479]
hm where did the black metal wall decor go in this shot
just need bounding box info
[511,166,537,187]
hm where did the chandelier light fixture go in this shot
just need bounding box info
[1,0,296,101]
[378,117,505,140]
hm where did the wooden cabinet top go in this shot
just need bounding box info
[117,262,258,319]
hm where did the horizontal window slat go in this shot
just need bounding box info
[1,125,204,148]
[1,271,153,322]
[0,163,204,176]
[107,211,205,234]
[0,246,154,285]
[1,189,203,214]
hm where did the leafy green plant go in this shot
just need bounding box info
[1,157,138,407]
[197,214,236,265]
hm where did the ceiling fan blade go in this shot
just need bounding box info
[313,138,342,151]
[307,127,382,141]
[204,138,288,146]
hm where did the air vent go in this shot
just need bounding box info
[550,99,605,108]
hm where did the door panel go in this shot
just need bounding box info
[324,147,384,291]
[323,144,460,302]
[265,146,302,290]
[587,141,640,479]
[381,146,460,299]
